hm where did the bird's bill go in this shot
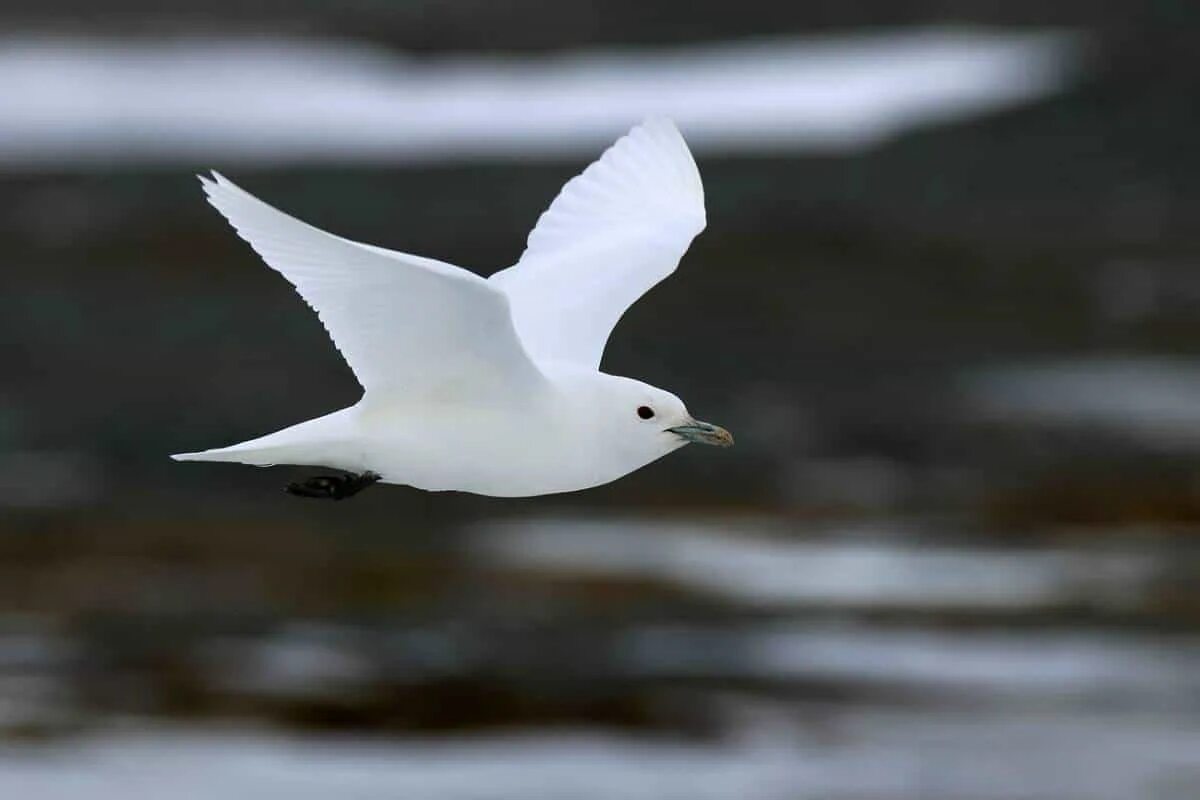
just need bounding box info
[667,419,734,447]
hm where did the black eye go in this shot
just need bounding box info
[637,405,655,420]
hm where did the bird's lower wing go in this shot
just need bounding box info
[201,173,546,399]
[489,118,706,369]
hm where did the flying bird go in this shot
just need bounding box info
[172,118,732,499]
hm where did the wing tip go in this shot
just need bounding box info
[197,170,239,202]
[625,115,705,224]
[637,115,681,136]
[516,113,705,261]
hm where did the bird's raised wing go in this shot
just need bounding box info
[201,173,546,399]
[489,118,706,369]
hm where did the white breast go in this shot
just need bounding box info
[349,388,618,497]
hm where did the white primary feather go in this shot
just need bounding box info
[490,117,706,369]
[199,172,546,399]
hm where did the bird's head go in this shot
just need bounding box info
[576,373,733,469]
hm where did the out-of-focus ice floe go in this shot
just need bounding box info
[0,29,1082,169]
[471,517,1160,611]
[622,624,1200,699]
[2,713,1198,800]
[964,358,1200,449]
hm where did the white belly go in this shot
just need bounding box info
[343,399,621,497]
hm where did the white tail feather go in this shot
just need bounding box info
[172,408,355,468]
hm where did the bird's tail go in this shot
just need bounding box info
[171,440,282,466]
[171,409,354,468]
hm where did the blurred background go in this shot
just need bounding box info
[3,2,1200,798]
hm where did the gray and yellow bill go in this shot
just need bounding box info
[667,419,734,447]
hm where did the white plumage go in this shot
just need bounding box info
[491,117,706,367]
[173,118,731,498]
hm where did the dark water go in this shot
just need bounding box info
[1,515,1198,798]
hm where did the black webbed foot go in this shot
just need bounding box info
[286,471,380,500]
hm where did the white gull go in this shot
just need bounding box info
[172,118,732,499]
